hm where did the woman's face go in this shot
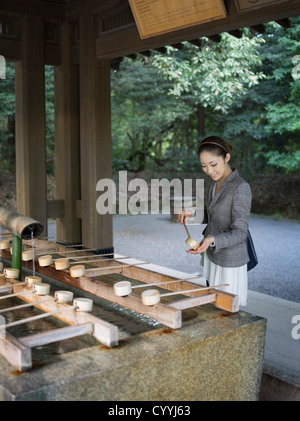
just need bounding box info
[199,150,230,182]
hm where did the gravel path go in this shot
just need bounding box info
[113,214,300,304]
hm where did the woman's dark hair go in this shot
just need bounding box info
[198,136,233,159]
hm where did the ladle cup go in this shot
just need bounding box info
[183,222,200,251]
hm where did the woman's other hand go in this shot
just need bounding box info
[186,236,215,254]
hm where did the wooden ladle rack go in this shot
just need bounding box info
[0,238,239,372]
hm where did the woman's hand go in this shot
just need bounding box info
[178,209,195,224]
[187,236,215,254]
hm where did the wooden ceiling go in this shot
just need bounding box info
[0,0,300,61]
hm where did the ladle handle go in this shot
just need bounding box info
[0,281,26,291]
[86,262,149,272]
[0,298,51,314]
[132,276,204,289]
[2,305,76,329]
[0,287,32,300]
[183,221,191,237]
[161,283,229,298]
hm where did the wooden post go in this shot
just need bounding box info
[15,15,47,235]
[54,21,81,243]
[0,332,32,372]
[79,13,113,249]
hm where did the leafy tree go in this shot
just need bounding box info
[0,62,16,171]
[45,65,55,175]
[261,19,300,173]
[151,31,265,113]
[111,30,266,173]
[219,18,300,175]
[111,58,193,172]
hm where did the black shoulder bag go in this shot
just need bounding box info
[246,230,258,272]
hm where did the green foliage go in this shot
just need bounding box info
[0,62,15,117]
[264,149,300,173]
[45,65,55,176]
[213,18,300,175]
[111,30,266,173]
[151,30,265,112]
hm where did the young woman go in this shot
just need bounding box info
[180,136,252,306]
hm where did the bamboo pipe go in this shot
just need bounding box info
[0,207,43,240]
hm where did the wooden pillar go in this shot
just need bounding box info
[54,21,81,243]
[79,13,113,249]
[15,16,47,235]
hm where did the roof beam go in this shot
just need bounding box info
[228,29,243,38]
[96,0,300,59]
[153,47,167,54]
[0,35,61,64]
[275,18,292,28]
[208,34,221,43]
[0,0,65,22]
[0,37,21,61]
[66,0,124,20]
[170,43,184,50]
[188,39,202,47]
[250,24,266,34]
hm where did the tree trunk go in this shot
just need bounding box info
[197,104,205,139]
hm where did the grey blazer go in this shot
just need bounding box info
[203,169,251,268]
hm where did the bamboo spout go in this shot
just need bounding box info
[0,207,43,240]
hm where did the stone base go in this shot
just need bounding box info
[0,307,266,401]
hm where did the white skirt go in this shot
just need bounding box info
[202,252,248,306]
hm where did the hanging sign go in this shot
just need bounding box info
[128,0,227,39]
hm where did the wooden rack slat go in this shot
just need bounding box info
[168,293,216,310]
[19,323,93,348]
